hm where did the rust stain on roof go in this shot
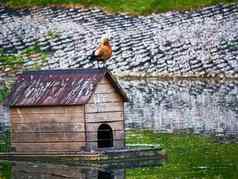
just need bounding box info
[5,68,128,107]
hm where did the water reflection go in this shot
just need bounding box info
[0,160,164,179]
[11,161,124,179]
[121,79,238,135]
[1,158,236,179]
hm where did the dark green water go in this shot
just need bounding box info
[0,157,237,179]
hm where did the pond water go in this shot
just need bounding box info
[121,79,238,136]
[0,160,164,179]
[0,147,237,179]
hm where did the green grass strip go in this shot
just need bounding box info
[3,0,238,15]
[126,129,238,178]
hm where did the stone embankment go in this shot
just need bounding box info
[0,3,238,78]
[121,79,238,135]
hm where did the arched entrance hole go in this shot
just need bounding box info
[97,124,113,148]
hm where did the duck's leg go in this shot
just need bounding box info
[102,61,106,69]
[97,61,100,69]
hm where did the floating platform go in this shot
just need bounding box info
[0,147,166,168]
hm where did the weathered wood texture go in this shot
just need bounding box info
[10,77,125,153]
[10,106,86,152]
[12,142,86,152]
[85,112,123,123]
[11,107,83,123]
[86,77,125,150]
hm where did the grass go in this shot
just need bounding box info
[3,0,238,15]
[126,130,238,178]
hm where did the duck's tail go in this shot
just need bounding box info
[87,51,97,62]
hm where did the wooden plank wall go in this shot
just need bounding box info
[85,77,125,150]
[10,106,85,153]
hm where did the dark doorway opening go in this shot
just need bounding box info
[98,171,114,179]
[97,124,113,148]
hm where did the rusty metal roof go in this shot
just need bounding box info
[5,68,128,107]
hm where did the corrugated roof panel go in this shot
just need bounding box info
[6,69,105,106]
[5,68,128,107]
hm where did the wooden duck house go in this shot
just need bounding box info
[5,68,128,153]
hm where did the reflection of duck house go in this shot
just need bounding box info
[6,68,128,153]
[13,161,125,179]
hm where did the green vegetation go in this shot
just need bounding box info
[0,46,48,73]
[126,130,238,178]
[47,31,59,40]
[21,45,48,70]
[0,49,25,73]
[4,0,237,15]
[0,86,9,103]
[0,161,11,179]
[0,46,48,102]
[0,130,10,153]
